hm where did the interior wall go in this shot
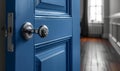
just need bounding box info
[103,0,110,39]
[80,0,83,21]
[109,0,120,55]
[0,0,5,71]
[110,0,120,15]
[109,0,120,40]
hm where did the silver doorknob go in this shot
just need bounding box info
[38,25,49,38]
[22,22,49,40]
[22,22,34,40]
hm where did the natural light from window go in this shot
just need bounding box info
[88,0,103,23]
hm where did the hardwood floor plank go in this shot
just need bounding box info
[81,38,120,71]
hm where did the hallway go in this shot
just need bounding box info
[81,38,120,71]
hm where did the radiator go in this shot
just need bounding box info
[88,23,103,37]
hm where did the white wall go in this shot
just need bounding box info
[110,0,120,15]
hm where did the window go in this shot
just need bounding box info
[88,0,104,23]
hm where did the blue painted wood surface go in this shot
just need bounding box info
[5,0,80,71]
[35,42,66,71]
[71,0,80,71]
[41,0,66,6]
[6,0,34,71]
[35,0,68,12]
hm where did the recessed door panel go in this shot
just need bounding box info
[35,42,66,71]
[41,0,66,6]
[35,0,70,15]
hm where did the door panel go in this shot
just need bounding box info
[35,42,66,71]
[34,0,72,70]
[35,33,72,71]
[35,0,67,12]
[34,18,72,45]
[40,0,66,6]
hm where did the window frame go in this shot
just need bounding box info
[88,0,104,23]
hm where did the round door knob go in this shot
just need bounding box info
[38,25,49,38]
[22,22,49,40]
[22,22,34,40]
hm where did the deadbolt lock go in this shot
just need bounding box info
[22,22,49,40]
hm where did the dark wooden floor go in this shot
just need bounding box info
[81,37,120,71]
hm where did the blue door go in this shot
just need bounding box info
[5,0,80,71]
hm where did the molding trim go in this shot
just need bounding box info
[109,34,117,42]
[109,35,120,55]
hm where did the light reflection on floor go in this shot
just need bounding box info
[81,38,120,71]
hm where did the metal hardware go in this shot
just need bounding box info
[22,22,34,40]
[22,23,49,40]
[38,25,49,38]
[7,13,14,52]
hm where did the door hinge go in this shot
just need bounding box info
[7,13,14,52]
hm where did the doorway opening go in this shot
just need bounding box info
[80,0,120,71]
